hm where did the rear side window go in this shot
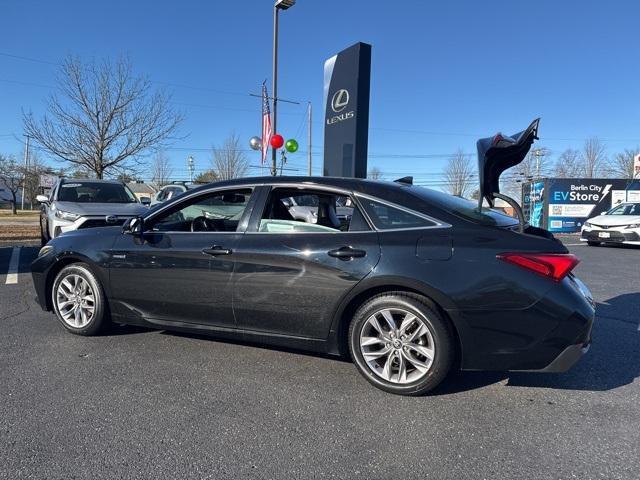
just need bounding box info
[358,197,436,230]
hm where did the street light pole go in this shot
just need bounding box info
[271,6,279,176]
[271,0,295,176]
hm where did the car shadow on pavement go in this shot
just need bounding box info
[435,293,640,395]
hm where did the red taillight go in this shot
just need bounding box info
[497,253,580,282]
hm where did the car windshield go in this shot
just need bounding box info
[606,203,640,215]
[57,182,137,203]
[408,186,518,227]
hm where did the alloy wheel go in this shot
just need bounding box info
[359,307,435,384]
[55,274,96,328]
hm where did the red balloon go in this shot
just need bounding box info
[270,134,284,149]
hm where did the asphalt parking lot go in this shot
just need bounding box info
[0,238,638,479]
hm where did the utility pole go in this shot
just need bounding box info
[307,102,312,176]
[532,148,545,179]
[21,134,30,211]
[187,156,195,182]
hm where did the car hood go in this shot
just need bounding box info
[588,215,640,227]
[54,201,147,216]
[477,118,540,208]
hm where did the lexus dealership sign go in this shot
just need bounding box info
[323,42,371,178]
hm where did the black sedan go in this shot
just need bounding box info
[31,123,595,395]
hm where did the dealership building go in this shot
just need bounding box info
[521,178,640,233]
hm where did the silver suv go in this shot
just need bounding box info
[37,179,150,245]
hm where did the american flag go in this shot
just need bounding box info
[261,82,272,163]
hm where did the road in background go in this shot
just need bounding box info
[0,241,638,479]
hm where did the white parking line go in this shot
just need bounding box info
[564,243,586,246]
[5,247,21,285]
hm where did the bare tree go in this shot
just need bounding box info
[23,56,182,179]
[608,148,638,179]
[444,149,475,197]
[151,150,173,188]
[368,166,383,180]
[193,170,218,184]
[580,137,607,178]
[21,151,47,209]
[0,155,23,214]
[211,134,249,181]
[553,149,582,178]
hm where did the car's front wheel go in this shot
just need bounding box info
[348,292,455,396]
[40,217,50,246]
[52,263,110,335]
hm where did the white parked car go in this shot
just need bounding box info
[580,202,640,246]
[37,179,150,245]
[151,182,199,206]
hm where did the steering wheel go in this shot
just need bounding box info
[190,216,218,232]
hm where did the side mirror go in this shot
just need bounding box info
[281,198,293,208]
[124,216,144,236]
[139,196,151,206]
[36,195,49,204]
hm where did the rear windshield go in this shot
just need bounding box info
[57,182,137,203]
[408,186,518,227]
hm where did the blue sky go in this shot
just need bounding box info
[1,0,639,185]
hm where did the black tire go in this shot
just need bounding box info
[40,218,50,246]
[348,292,455,396]
[587,241,600,246]
[51,263,110,336]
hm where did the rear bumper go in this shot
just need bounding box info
[453,275,595,372]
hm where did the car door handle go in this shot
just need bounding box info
[202,245,233,256]
[327,246,366,259]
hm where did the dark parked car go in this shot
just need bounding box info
[32,120,594,395]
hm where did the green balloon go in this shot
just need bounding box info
[285,139,299,153]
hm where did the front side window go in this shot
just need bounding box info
[259,188,370,233]
[149,188,253,232]
[358,197,436,230]
[57,182,137,203]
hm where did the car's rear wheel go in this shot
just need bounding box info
[52,263,109,336]
[587,241,601,246]
[348,292,454,396]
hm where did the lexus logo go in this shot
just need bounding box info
[331,89,350,113]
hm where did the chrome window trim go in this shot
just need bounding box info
[142,181,451,235]
[353,192,451,231]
